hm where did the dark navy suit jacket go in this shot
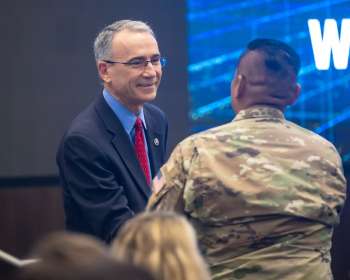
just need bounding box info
[56,93,168,242]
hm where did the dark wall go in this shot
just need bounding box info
[0,0,188,177]
[0,185,64,257]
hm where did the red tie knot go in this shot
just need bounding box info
[135,117,143,129]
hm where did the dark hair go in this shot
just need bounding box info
[238,38,301,76]
[19,260,155,280]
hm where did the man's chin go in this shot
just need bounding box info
[138,90,157,102]
[144,94,157,103]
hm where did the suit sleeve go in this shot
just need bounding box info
[58,134,134,242]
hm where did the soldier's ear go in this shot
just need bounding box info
[231,73,246,112]
[232,74,246,99]
[286,82,301,106]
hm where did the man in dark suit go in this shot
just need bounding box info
[56,20,168,243]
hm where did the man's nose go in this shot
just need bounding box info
[142,62,158,76]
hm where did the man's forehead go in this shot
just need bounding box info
[112,30,159,54]
[110,34,159,60]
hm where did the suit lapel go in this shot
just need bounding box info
[94,95,151,198]
[144,106,163,178]
[145,129,162,177]
[110,136,151,198]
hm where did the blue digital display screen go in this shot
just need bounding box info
[188,0,350,163]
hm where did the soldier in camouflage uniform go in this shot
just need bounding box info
[147,39,346,279]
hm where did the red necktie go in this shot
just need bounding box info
[134,117,151,185]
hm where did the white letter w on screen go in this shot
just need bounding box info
[308,19,350,70]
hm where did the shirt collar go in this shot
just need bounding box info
[234,105,285,122]
[103,89,147,135]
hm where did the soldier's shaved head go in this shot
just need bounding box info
[231,38,301,112]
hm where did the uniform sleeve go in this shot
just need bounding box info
[57,134,134,242]
[147,140,192,213]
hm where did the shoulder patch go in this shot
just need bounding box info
[152,170,165,194]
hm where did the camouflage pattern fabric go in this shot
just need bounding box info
[148,105,346,280]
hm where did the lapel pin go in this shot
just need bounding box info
[153,138,160,146]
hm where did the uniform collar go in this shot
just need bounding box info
[234,105,285,122]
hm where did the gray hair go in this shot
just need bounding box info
[93,20,155,61]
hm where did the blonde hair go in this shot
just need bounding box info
[111,212,211,280]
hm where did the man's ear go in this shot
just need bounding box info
[231,74,246,99]
[286,82,301,106]
[97,61,111,83]
[231,73,246,112]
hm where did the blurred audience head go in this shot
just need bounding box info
[111,212,211,280]
[18,231,154,280]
